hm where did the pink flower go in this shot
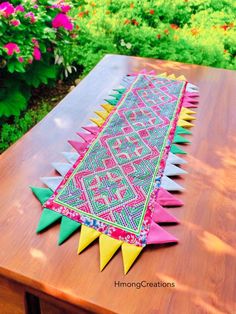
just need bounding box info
[25,12,36,23]
[61,5,71,13]
[10,19,20,27]
[33,47,41,60]
[33,5,39,9]
[52,13,73,31]
[4,43,20,55]
[0,2,15,17]
[32,38,39,47]
[18,57,24,63]
[15,5,24,12]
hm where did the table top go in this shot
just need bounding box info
[0,54,236,314]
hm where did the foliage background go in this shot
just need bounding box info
[0,0,236,152]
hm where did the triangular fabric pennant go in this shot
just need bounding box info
[58,216,81,245]
[77,225,101,254]
[90,117,104,127]
[157,187,184,207]
[36,208,62,233]
[182,101,198,108]
[76,132,95,143]
[82,125,100,135]
[186,82,199,91]
[168,74,176,79]
[113,88,126,94]
[99,234,123,271]
[184,97,199,104]
[146,221,178,245]
[176,75,186,80]
[109,93,122,101]
[173,134,191,144]
[95,110,109,120]
[68,140,88,154]
[152,203,179,224]
[181,107,196,115]
[105,98,118,106]
[101,103,115,113]
[171,145,187,154]
[185,91,199,98]
[167,152,187,165]
[31,186,53,205]
[158,72,167,77]
[62,151,79,164]
[52,162,71,177]
[160,176,184,191]
[164,163,187,176]
[148,70,156,75]
[40,176,63,191]
[121,243,143,274]
[176,126,192,135]
[179,113,196,121]
[177,119,194,128]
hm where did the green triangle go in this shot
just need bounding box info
[58,216,81,245]
[171,144,187,154]
[105,99,118,106]
[109,93,122,100]
[113,88,126,94]
[31,186,53,205]
[36,208,62,233]
[176,126,192,135]
[173,134,191,144]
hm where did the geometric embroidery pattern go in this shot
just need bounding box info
[46,74,186,246]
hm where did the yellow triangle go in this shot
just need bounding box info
[176,75,186,80]
[179,112,196,121]
[99,234,123,271]
[77,225,101,254]
[158,72,167,77]
[101,103,114,113]
[181,107,196,115]
[94,110,109,120]
[121,243,143,274]
[90,117,104,127]
[168,74,176,79]
[177,119,194,128]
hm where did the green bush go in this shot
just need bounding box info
[0,0,77,117]
[72,0,236,74]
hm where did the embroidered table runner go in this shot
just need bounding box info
[31,70,199,274]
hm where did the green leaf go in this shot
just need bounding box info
[0,85,27,117]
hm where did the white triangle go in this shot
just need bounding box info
[160,176,185,191]
[167,152,187,165]
[186,83,199,92]
[164,163,187,176]
[62,152,79,164]
[40,176,63,191]
[52,162,71,177]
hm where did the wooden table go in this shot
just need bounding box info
[0,55,236,314]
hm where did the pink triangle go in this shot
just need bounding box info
[182,101,198,108]
[184,97,199,104]
[157,188,184,207]
[68,140,88,154]
[146,221,178,245]
[140,69,147,74]
[185,92,199,98]
[82,126,100,135]
[152,203,179,224]
[77,132,95,143]
[149,70,156,75]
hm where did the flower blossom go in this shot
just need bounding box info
[33,47,41,60]
[4,43,20,55]
[0,2,14,17]
[15,5,24,12]
[25,12,36,23]
[52,13,73,31]
[10,19,20,27]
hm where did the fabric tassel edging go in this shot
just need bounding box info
[31,70,199,274]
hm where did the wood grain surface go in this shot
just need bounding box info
[0,55,236,314]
